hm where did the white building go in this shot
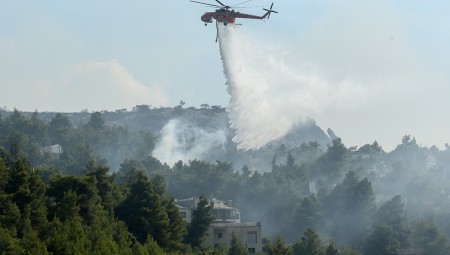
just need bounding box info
[175,197,240,223]
[40,144,63,155]
[208,222,262,254]
[175,197,262,254]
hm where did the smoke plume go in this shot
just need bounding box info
[152,119,227,166]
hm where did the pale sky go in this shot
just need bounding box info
[1,1,450,151]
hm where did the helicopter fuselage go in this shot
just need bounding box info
[201,9,237,25]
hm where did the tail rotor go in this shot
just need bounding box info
[263,3,278,19]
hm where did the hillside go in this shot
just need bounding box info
[0,106,331,171]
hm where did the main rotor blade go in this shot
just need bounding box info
[190,0,221,8]
[233,5,265,9]
[215,0,226,7]
[232,0,252,7]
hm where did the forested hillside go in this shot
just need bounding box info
[0,106,330,171]
[1,108,450,254]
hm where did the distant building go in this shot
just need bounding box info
[175,197,240,223]
[176,204,193,224]
[309,181,317,195]
[175,197,262,254]
[208,222,262,254]
[40,144,63,155]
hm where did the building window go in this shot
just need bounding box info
[247,231,257,245]
[218,233,223,239]
[248,248,256,254]
[180,211,186,218]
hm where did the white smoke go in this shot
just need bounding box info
[152,119,227,166]
[218,24,366,150]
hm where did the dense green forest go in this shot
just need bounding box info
[1,108,450,254]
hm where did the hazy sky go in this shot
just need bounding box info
[1,1,449,150]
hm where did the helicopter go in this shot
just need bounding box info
[190,0,278,27]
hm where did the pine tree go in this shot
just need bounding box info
[89,234,120,255]
[0,196,21,234]
[6,158,47,231]
[48,113,73,146]
[47,175,102,224]
[0,158,21,233]
[325,243,339,255]
[45,216,91,255]
[0,227,24,255]
[185,195,214,249]
[375,195,410,248]
[292,228,324,255]
[320,171,375,247]
[19,206,48,254]
[411,219,450,255]
[55,190,80,221]
[87,112,105,130]
[267,236,292,255]
[151,175,167,196]
[229,232,248,255]
[292,195,323,237]
[85,206,120,255]
[163,197,187,252]
[144,235,165,255]
[112,220,133,255]
[85,161,115,215]
[364,225,400,255]
[115,171,170,246]
[0,157,8,191]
